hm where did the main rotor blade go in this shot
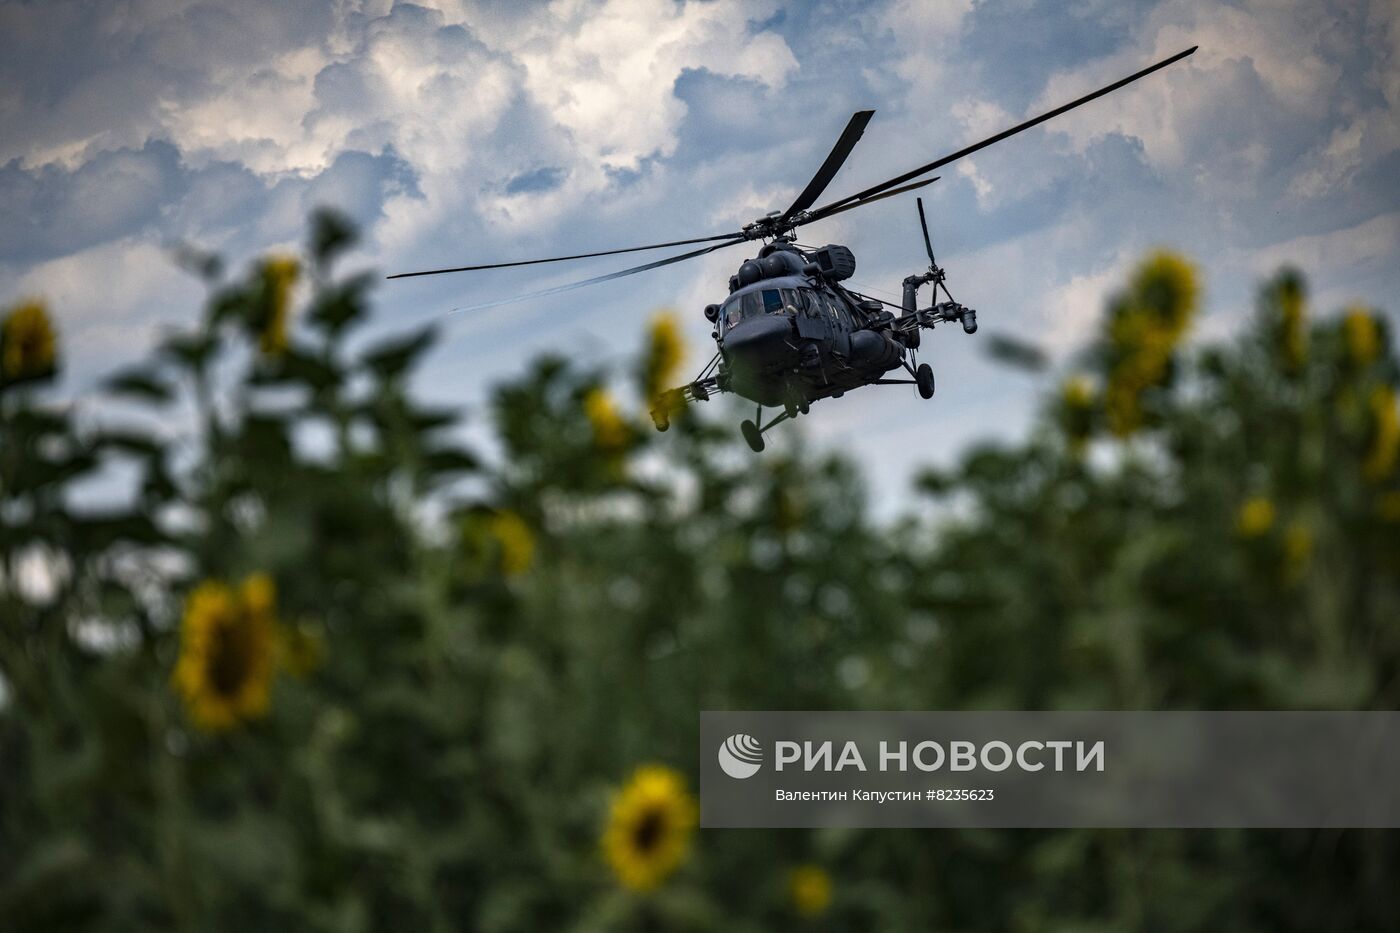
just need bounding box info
[386,230,744,280]
[799,175,940,225]
[778,109,874,224]
[916,197,935,266]
[449,237,748,314]
[815,45,1197,215]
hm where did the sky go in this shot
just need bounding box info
[3,0,1398,515]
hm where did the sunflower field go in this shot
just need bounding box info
[3,211,1400,931]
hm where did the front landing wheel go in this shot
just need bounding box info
[740,419,765,452]
[916,362,935,399]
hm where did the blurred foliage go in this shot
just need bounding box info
[2,213,1399,931]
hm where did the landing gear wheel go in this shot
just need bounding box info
[798,399,810,415]
[740,419,765,453]
[916,362,935,399]
[784,400,798,419]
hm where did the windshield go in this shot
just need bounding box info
[723,288,804,330]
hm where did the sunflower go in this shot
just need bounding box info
[1057,374,1096,453]
[1128,250,1198,340]
[459,507,537,579]
[1377,490,1400,523]
[1362,384,1399,483]
[642,311,686,406]
[1343,307,1380,367]
[1268,270,1307,373]
[584,387,631,456]
[490,509,536,577]
[1101,251,1198,437]
[788,864,833,917]
[1283,519,1313,584]
[172,574,279,731]
[602,764,697,892]
[1235,496,1276,539]
[257,256,300,355]
[2,299,57,382]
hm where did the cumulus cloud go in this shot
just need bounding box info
[0,140,417,265]
[0,0,1395,507]
[0,0,802,381]
[0,142,183,262]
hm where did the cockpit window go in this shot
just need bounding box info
[723,287,804,330]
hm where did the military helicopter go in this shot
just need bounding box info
[390,46,1196,452]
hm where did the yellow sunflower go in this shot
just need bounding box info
[584,387,631,456]
[788,864,833,917]
[1101,252,1198,437]
[602,764,697,892]
[460,507,537,579]
[1128,250,1198,341]
[490,509,536,577]
[1283,519,1313,584]
[172,574,279,731]
[1343,307,1379,367]
[1235,496,1276,539]
[1272,272,1306,372]
[1377,490,1400,523]
[642,311,686,406]
[1362,384,1399,483]
[2,299,57,381]
[1058,374,1096,452]
[258,256,300,355]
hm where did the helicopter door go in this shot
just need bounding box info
[793,290,827,341]
[817,293,850,355]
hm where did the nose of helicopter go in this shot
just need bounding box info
[723,314,793,376]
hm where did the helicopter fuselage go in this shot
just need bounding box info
[717,275,904,406]
[652,237,977,450]
[706,244,913,409]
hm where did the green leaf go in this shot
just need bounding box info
[421,447,479,477]
[360,326,436,381]
[104,369,173,403]
[405,405,458,434]
[251,346,342,392]
[309,207,359,266]
[94,430,163,458]
[307,272,376,336]
[159,332,215,371]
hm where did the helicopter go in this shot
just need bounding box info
[389,46,1196,452]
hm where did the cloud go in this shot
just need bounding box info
[1242,210,1400,291]
[0,1,336,168]
[0,0,1396,512]
[6,236,206,382]
[0,141,417,265]
[0,142,183,262]
[1042,255,1125,355]
[496,0,797,174]
[1,0,800,269]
